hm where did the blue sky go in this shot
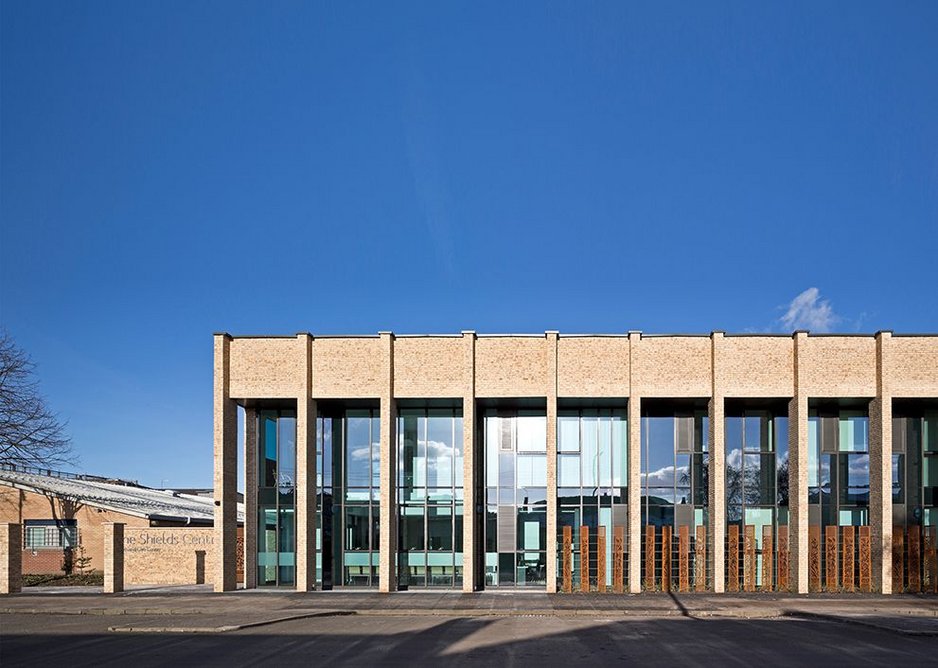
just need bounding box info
[2,2,936,487]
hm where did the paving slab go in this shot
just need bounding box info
[3,589,938,629]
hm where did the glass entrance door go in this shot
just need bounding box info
[257,409,296,587]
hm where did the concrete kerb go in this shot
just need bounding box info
[4,592,938,637]
[6,605,938,638]
[108,610,354,634]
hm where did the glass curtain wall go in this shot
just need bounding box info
[483,409,547,587]
[557,407,628,590]
[808,406,870,530]
[398,407,465,588]
[315,408,380,588]
[640,406,709,585]
[893,405,938,529]
[725,406,789,586]
[640,410,708,527]
[257,409,296,587]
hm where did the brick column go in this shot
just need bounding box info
[103,522,124,594]
[243,407,258,589]
[461,331,477,592]
[545,331,559,593]
[627,331,642,593]
[789,331,809,593]
[871,331,893,593]
[296,333,317,592]
[378,332,397,592]
[0,523,21,594]
[214,333,238,592]
[709,332,726,593]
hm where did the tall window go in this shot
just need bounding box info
[893,406,938,528]
[557,407,627,590]
[640,411,708,528]
[316,408,380,588]
[726,409,790,524]
[725,407,789,586]
[398,407,464,588]
[257,409,296,587]
[483,409,547,587]
[808,406,869,528]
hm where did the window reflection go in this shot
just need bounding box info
[315,408,380,589]
[257,409,296,587]
[809,406,869,535]
[641,411,707,528]
[557,407,627,590]
[397,406,463,588]
[484,409,547,587]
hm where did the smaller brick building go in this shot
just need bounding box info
[0,465,243,577]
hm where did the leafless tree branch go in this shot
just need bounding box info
[0,331,74,468]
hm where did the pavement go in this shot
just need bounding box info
[3,590,938,667]
[3,586,938,634]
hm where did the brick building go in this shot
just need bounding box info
[213,331,938,594]
[0,465,243,576]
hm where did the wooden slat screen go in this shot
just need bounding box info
[777,525,789,591]
[645,525,655,591]
[841,526,855,593]
[580,526,590,593]
[694,525,707,592]
[678,525,689,592]
[597,526,607,593]
[727,525,740,593]
[743,525,756,592]
[762,525,773,592]
[661,525,672,593]
[809,526,821,592]
[858,526,871,593]
[613,526,624,593]
[892,528,904,593]
[825,526,838,592]
[562,525,572,593]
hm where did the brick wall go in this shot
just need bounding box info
[223,331,938,403]
[124,527,219,585]
[0,486,148,574]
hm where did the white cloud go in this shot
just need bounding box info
[641,465,689,487]
[727,448,743,469]
[350,442,382,461]
[780,287,839,333]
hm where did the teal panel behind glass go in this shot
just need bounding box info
[925,412,938,452]
[839,414,869,453]
[559,415,580,452]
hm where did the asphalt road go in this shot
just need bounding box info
[2,613,936,667]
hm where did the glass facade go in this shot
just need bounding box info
[397,407,464,588]
[893,406,938,528]
[556,407,628,589]
[483,409,547,587]
[249,395,931,593]
[725,407,789,586]
[639,407,708,588]
[257,409,296,587]
[640,410,708,529]
[808,406,870,528]
[316,408,380,588]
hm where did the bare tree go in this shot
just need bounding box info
[0,331,73,468]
